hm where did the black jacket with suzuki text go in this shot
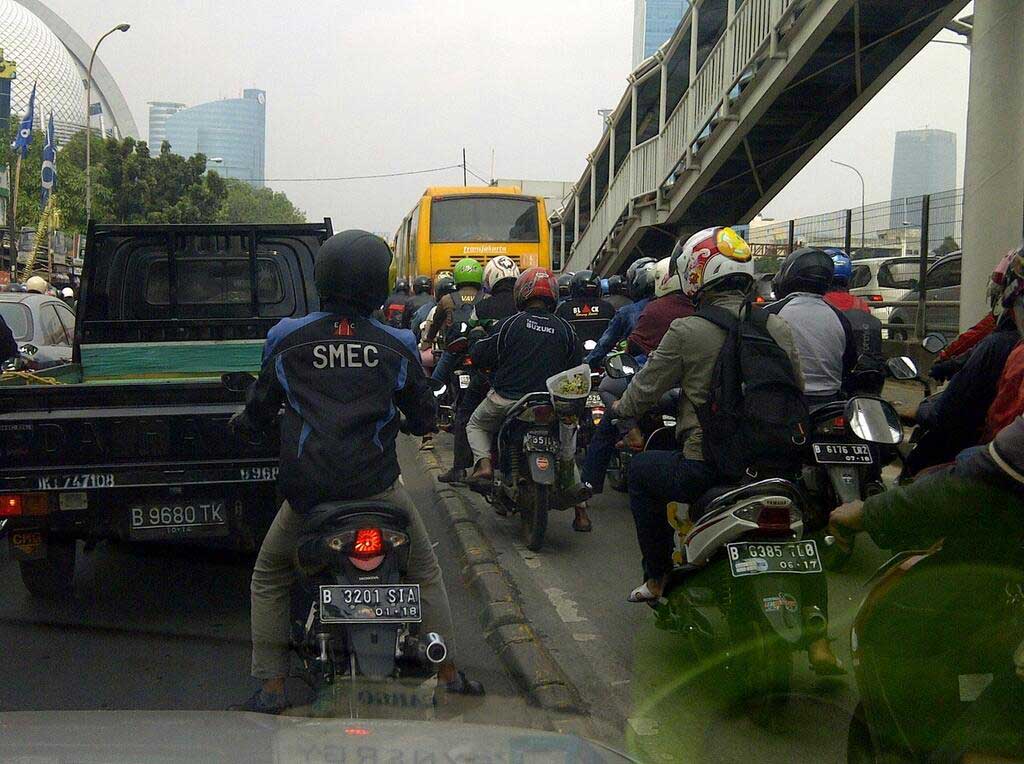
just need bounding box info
[471,307,582,400]
[240,311,435,513]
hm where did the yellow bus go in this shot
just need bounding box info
[393,186,550,283]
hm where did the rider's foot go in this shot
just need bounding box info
[466,458,493,489]
[808,638,846,676]
[230,687,289,714]
[572,504,592,532]
[437,467,466,484]
[439,670,486,696]
[564,482,593,505]
[420,435,434,451]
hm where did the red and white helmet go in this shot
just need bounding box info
[483,255,521,292]
[514,267,559,310]
[671,226,753,298]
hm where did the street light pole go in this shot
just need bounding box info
[85,23,130,224]
[831,159,866,252]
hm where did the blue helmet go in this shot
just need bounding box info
[825,248,852,287]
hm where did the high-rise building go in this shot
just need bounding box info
[147,101,185,149]
[163,89,266,186]
[632,0,690,68]
[889,129,957,234]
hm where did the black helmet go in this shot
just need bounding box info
[557,272,574,298]
[773,247,835,298]
[413,275,432,295]
[394,278,410,295]
[315,230,394,314]
[435,276,457,300]
[625,256,657,300]
[607,274,627,296]
[570,270,602,300]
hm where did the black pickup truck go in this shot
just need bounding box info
[0,221,332,597]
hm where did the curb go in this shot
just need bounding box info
[415,445,585,716]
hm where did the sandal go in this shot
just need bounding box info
[572,512,593,533]
[627,582,663,604]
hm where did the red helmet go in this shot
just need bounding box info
[514,267,558,310]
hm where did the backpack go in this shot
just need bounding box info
[383,296,407,328]
[695,303,810,481]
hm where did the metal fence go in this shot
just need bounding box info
[747,188,965,340]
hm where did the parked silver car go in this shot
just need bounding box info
[0,292,77,368]
[887,252,962,341]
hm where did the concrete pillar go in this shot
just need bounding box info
[960,0,1024,331]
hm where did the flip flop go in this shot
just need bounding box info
[627,582,662,604]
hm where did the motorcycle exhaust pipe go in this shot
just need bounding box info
[803,606,828,641]
[424,632,447,665]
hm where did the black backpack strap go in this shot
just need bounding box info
[746,304,771,333]
[696,304,739,333]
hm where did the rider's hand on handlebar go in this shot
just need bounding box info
[619,426,645,452]
[892,400,918,425]
[228,411,259,442]
[828,500,865,553]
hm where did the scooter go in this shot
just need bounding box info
[846,537,1024,762]
[473,364,592,551]
[222,373,446,714]
[655,397,904,715]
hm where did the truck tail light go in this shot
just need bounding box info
[0,493,49,517]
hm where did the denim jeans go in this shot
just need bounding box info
[431,351,455,383]
[628,450,718,581]
[580,414,622,493]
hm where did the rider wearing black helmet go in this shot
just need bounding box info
[383,278,412,327]
[555,270,616,346]
[402,275,434,330]
[413,276,454,340]
[604,274,633,311]
[557,272,574,305]
[765,247,857,408]
[230,230,483,713]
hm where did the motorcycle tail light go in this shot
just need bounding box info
[352,528,384,557]
[0,493,48,517]
[758,505,794,531]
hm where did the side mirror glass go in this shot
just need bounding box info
[921,333,948,354]
[886,356,918,381]
[845,397,904,445]
[19,344,38,356]
[221,372,256,393]
[605,352,639,379]
[584,339,598,352]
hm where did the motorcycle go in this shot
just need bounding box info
[846,538,1024,762]
[222,373,447,713]
[602,352,676,493]
[434,322,474,431]
[472,364,592,552]
[654,397,904,714]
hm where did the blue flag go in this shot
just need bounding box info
[10,81,36,158]
[41,112,57,208]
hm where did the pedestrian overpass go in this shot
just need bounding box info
[554,0,968,275]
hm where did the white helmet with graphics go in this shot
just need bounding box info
[482,255,521,291]
[653,257,677,298]
[671,226,753,299]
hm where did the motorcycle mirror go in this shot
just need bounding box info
[605,353,639,380]
[584,339,598,351]
[921,333,948,354]
[221,372,257,393]
[427,378,447,397]
[18,344,38,356]
[845,397,904,445]
[886,356,918,381]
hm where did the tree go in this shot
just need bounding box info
[932,235,960,256]
[216,178,306,224]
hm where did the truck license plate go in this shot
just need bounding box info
[812,443,873,465]
[128,500,228,541]
[319,584,422,624]
[726,540,822,577]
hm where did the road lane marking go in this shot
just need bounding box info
[573,633,597,642]
[544,587,588,624]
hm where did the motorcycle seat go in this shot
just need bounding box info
[302,500,412,535]
[689,485,741,521]
[688,478,805,522]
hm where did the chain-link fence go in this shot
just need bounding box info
[747,188,965,340]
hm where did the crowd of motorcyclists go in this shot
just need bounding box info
[222,222,1024,746]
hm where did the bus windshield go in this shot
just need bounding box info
[430,196,540,243]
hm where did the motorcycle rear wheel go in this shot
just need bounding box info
[519,482,549,552]
[742,622,792,725]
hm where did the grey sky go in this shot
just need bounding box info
[44,1,971,235]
